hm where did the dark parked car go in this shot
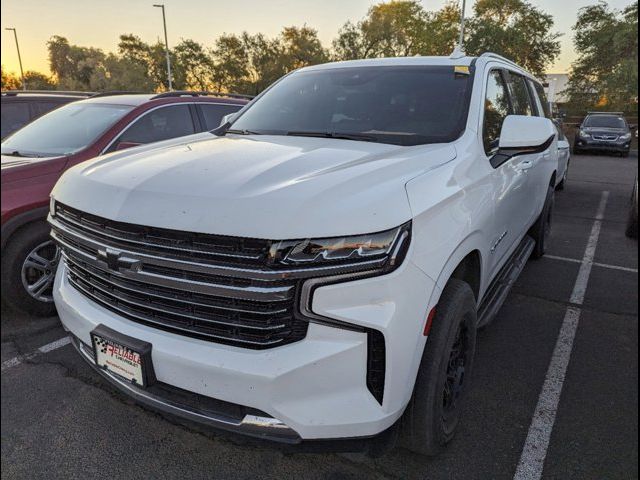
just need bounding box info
[1,90,94,139]
[573,111,635,156]
[1,91,249,315]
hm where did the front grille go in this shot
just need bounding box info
[50,203,309,349]
[592,134,619,141]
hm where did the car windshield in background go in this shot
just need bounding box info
[1,103,133,157]
[229,66,474,146]
[584,115,627,129]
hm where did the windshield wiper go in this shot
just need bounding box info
[226,128,262,135]
[285,131,377,142]
[2,150,40,158]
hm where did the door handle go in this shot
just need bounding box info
[518,159,534,171]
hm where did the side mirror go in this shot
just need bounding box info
[115,141,142,151]
[491,115,556,168]
[220,112,238,127]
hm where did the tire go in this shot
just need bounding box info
[556,166,568,191]
[401,279,477,456]
[1,221,60,316]
[622,151,630,158]
[530,185,555,259]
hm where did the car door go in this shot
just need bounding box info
[483,68,536,278]
[106,104,198,152]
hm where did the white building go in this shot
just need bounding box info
[544,73,570,104]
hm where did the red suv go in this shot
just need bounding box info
[1,92,248,315]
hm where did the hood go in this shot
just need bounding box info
[52,135,456,239]
[583,126,628,134]
[1,155,67,183]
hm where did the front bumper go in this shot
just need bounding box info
[54,258,435,441]
[575,138,631,152]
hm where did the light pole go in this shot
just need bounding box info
[5,28,26,90]
[458,0,467,49]
[153,4,172,91]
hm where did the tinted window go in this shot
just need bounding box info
[584,115,627,129]
[34,101,65,116]
[230,66,474,146]
[508,73,534,116]
[116,105,196,146]
[200,104,242,130]
[1,102,132,156]
[532,81,552,119]
[1,102,31,138]
[483,70,512,155]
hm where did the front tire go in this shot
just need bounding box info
[530,185,555,259]
[401,279,477,456]
[1,221,59,316]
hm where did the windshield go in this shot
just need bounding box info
[1,102,133,157]
[584,115,627,129]
[230,65,474,146]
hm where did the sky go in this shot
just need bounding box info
[0,0,635,76]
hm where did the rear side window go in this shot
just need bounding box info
[116,105,196,147]
[483,70,512,155]
[508,73,534,116]
[531,81,552,119]
[1,102,31,138]
[33,101,65,116]
[199,104,242,130]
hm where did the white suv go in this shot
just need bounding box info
[49,53,558,455]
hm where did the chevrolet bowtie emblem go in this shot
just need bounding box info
[96,247,139,271]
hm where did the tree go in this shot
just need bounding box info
[464,0,562,78]
[23,71,56,90]
[47,35,106,90]
[333,1,429,59]
[173,39,215,90]
[564,1,638,113]
[211,27,327,95]
[1,67,22,90]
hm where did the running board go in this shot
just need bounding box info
[477,236,535,328]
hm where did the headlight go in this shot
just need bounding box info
[269,222,411,273]
[49,196,56,217]
[579,130,590,138]
[620,133,632,140]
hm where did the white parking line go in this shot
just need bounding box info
[546,255,638,274]
[514,191,610,480]
[1,336,71,371]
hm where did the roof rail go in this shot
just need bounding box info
[586,111,625,115]
[90,91,147,98]
[479,52,521,70]
[151,90,254,101]
[1,90,95,97]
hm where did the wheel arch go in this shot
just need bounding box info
[1,206,50,251]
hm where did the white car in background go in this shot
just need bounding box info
[49,53,560,455]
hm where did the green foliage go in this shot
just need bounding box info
[332,1,429,59]
[464,0,562,78]
[1,66,22,90]
[23,71,56,90]
[332,0,561,77]
[564,1,638,114]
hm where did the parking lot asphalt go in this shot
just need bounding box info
[1,152,638,480]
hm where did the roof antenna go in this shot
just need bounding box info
[450,0,467,59]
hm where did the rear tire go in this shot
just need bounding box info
[401,279,477,456]
[530,185,555,259]
[1,221,59,316]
